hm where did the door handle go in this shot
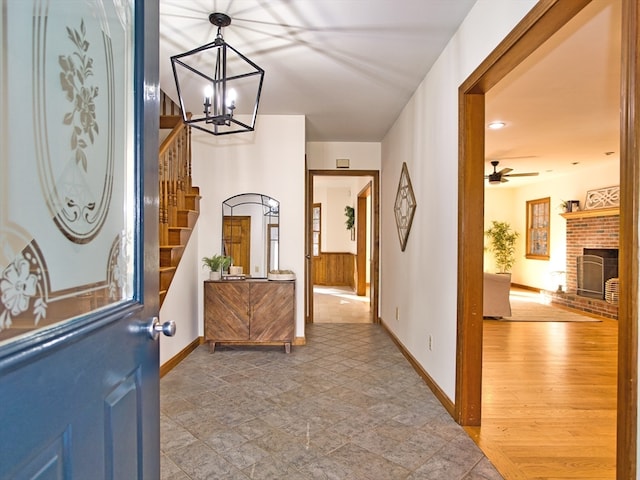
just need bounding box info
[147,316,176,340]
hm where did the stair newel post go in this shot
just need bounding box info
[186,125,193,192]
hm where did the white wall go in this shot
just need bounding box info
[160,115,306,360]
[306,142,380,170]
[380,0,537,401]
[484,161,619,290]
[307,142,380,277]
[159,223,201,365]
[195,115,306,338]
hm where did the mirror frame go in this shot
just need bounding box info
[222,193,279,277]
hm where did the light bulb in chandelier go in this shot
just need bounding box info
[226,88,237,109]
[203,85,213,115]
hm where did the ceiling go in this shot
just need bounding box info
[159,0,476,142]
[484,0,620,186]
[159,0,621,183]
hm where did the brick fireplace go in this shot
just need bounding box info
[542,207,619,319]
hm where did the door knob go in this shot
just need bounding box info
[147,316,176,340]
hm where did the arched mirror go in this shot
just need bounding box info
[222,193,279,277]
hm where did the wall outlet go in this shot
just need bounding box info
[428,335,433,351]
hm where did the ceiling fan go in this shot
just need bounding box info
[485,160,539,184]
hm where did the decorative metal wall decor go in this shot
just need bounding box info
[394,162,416,251]
[584,185,620,210]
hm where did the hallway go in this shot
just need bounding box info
[313,286,371,324]
[160,323,502,479]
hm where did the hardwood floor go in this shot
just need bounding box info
[465,315,618,479]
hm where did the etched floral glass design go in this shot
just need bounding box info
[0,1,135,346]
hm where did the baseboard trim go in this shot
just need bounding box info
[293,336,306,346]
[380,320,456,419]
[160,336,203,378]
[511,282,539,292]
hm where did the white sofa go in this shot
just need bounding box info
[483,272,512,318]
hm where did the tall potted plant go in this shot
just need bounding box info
[484,221,519,274]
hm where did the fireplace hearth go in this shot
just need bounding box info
[555,209,619,319]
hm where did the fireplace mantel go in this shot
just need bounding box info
[560,206,619,219]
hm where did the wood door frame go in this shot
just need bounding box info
[457,0,638,477]
[306,170,380,324]
[356,182,372,296]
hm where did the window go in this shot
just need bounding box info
[312,203,321,256]
[526,197,550,259]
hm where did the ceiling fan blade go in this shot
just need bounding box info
[503,172,539,177]
[497,168,512,175]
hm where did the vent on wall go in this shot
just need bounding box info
[336,158,350,169]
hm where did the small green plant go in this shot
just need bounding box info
[221,255,233,272]
[202,254,233,272]
[484,221,519,273]
[344,206,355,230]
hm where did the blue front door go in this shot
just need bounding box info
[0,0,162,477]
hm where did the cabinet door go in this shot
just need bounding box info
[205,282,250,341]
[250,282,295,341]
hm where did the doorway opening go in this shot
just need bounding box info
[457,0,638,477]
[306,170,380,325]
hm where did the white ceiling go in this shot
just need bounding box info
[484,0,620,186]
[159,0,476,142]
[159,0,621,183]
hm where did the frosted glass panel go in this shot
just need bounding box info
[0,0,136,346]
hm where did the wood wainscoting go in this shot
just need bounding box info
[313,252,355,288]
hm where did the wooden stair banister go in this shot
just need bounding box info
[158,114,200,307]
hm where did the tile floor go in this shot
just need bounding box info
[160,321,504,479]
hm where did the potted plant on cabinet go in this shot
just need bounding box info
[484,220,519,274]
[220,255,233,275]
[202,254,226,280]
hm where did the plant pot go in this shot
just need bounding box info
[209,271,221,281]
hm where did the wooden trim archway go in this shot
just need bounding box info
[456,1,638,478]
[305,170,380,324]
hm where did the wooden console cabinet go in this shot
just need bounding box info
[204,279,295,353]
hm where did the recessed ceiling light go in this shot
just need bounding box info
[488,121,506,130]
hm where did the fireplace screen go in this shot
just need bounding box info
[576,248,618,300]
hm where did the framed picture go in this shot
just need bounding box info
[393,162,417,251]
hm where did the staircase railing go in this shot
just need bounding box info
[159,118,191,246]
